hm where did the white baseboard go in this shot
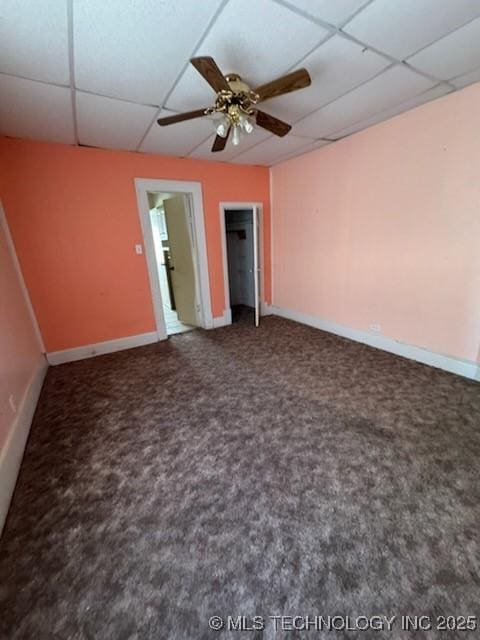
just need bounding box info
[261,302,274,316]
[272,305,480,381]
[0,357,48,536]
[46,331,159,365]
[212,308,232,329]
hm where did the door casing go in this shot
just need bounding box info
[219,202,265,326]
[135,178,213,339]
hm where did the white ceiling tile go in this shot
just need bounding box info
[165,0,329,112]
[76,92,157,151]
[261,35,389,122]
[270,139,331,165]
[407,17,480,80]
[188,136,241,162]
[450,66,480,89]
[231,134,318,165]
[293,65,434,137]
[2,0,476,160]
[189,127,271,161]
[344,0,480,60]
[0,0,69,84]
[140,109,215,156]
[282,0,370,26]
[330,84,452,138]
[73,0,223,104]
[0,74,75,143]
[164,66,216,114]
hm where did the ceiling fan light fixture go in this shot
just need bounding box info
[214,114,230,138]
[240,115,255,134]
[157,57,312,153]
[231,124,242,146]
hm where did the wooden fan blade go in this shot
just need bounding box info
[190,56,230,93]
[212,127,231,152]
[157,109,207,126]
[255,68,311,102]
[255,110,291,137]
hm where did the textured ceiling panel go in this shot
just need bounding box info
[270,139,331,166]
[407,17,480,80]
[450,66,480,89]
[165,0,329,113]
[231,134,319,165]
[2,0,480,162]
[344,0,480,59]
[331,84,452,138]
[261,35,389,122]
[0,0,70,84]
[140,110,215,156]
[293,66,434,138]
[282,0,370,26]
[74,0,223,104]
[0,74,75,143]
[76,92,157,150]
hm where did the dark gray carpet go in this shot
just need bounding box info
[1,316,479,639]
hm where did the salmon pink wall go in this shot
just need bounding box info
[271,83,480,363]
[0,138,270,352]
[0,206,43,452]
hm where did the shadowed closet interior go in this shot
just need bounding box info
[225,208,255,324]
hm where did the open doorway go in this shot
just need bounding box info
[148,192,197,335]
[221,204,262,327]
[135,179,213,340]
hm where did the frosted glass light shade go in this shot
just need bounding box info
[214,115,230,138]
[243,118,254,134]
[231,125,241,146]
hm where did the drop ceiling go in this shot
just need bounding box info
[1,0,480,166]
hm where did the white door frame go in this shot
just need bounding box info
[219,202,264,326]
[135,178,213,339]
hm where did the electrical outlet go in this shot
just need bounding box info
[9,394,17,413]
[135,244,143,255]
[370,323,381,333]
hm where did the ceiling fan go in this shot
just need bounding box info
[157,56,311,152]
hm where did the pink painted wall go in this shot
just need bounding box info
[0,138,271,352]
[0,209,43,451]
[271,83,480,362]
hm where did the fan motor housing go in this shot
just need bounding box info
[225,74,252,95]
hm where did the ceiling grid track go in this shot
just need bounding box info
[188,1,376,161]
[66,0,79,145]
[189,0,469,161]
[135,0,231,152]
[274,0,455,86]
[1,0,479,164]
[0,70,69,90]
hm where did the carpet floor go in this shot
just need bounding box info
[1,316,479,639]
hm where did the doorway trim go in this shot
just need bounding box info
[135,178,213,339]
[219,202,264,326]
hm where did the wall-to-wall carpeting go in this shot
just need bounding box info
[1,317,479,639]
